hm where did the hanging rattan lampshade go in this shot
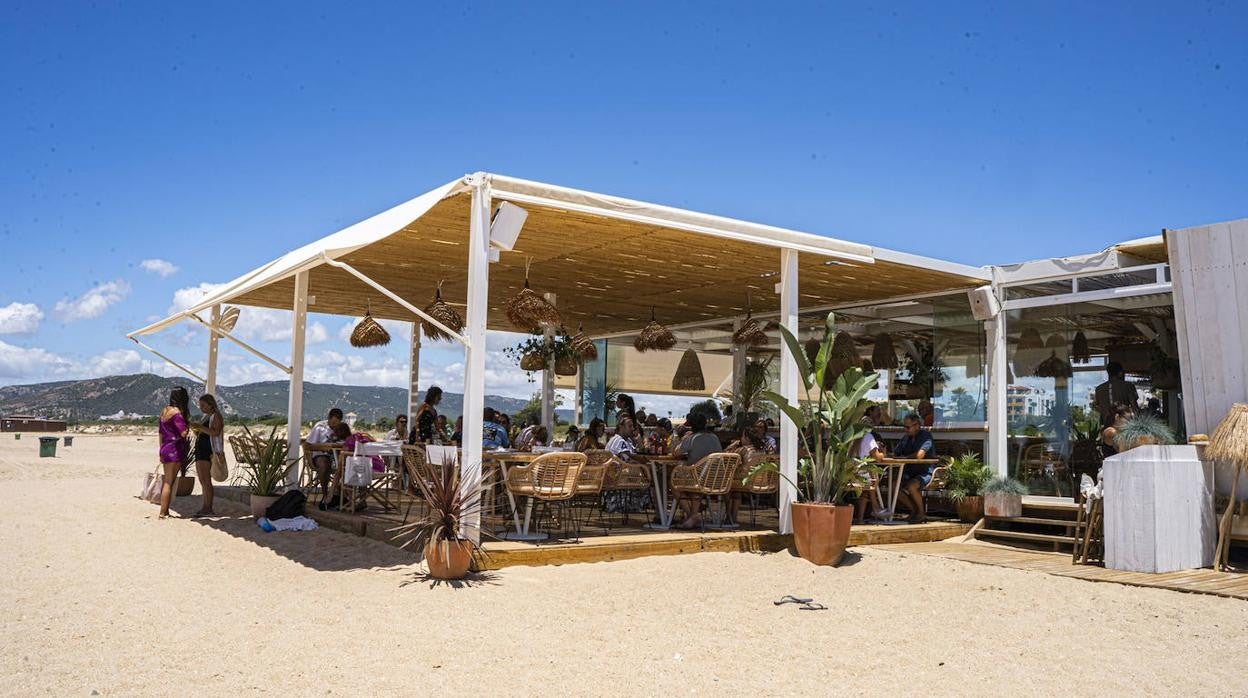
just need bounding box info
[505,258,561,332]
[1045,332,1068,360]
[804,336,821,368]
[871,332,898,370]
[421,281,463,342]
[218,306,240,333]
[861,359,875,373]
[1071,330,1091,364]
[1035,351,1073,378]
[570,325,598,361]
[634,308,676,352]
[732,292,769,347]
[350,301,390,348]
[671,348,705,391]
[826,331,859,382]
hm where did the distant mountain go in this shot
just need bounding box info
[0,374,570,423]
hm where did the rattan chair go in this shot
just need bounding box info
[732,452,780,527]
[399,444,433,522]
[573,449,611,533]
[669,452,741,531]
[227,433,256,487]
[600,452,653,527]
[505,452,586,540]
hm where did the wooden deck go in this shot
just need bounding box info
[876,541,1248,600]
[215,486,970,569]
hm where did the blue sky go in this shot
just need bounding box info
[1,2,1245,414]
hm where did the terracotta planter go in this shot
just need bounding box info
[175,476,196,497]
[425,538,474,579]
[519,352,546,372]
[791,502,853,566]
[554,355,578,376]
[954,495,984,523]
[250,494,280,518]
[985,492,1022,518]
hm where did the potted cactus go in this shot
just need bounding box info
[984,476,1027,518]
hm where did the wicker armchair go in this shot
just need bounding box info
[507,452,586,540]
[227,433,256,487]
[670,452,741,530]
[732,452,780,526]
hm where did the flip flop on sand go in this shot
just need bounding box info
[798,602,828,611]
[773,595,813,606]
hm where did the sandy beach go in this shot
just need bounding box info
[2,434,1246,696]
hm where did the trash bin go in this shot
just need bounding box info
[39,436,58,458]
[13,433,19,440]
[63,436,74,447]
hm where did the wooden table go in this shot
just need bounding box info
[877,458,940,524]
[483,451,547,541]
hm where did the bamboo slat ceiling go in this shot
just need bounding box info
[230,191,985,337]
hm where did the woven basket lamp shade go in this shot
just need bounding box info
[570,325,598,361]
[1045,332,1068,360]
[1035,351,1073,378]
[871,333,898,370]
[732,293,769,347]
[350,302,391,348]
[825,331,860,383]
[671,349,705,391]
[1208,403,1248,569]
[1071,331,1091,364]
[804,336,821,368]
[634,308,676,353]
[218,306,241,333]
[861,359,875,373]
[421,281,463,342]
[505,259,562,332]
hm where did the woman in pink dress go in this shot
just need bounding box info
[157,387,192,519]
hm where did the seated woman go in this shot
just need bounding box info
[603,418,652,518]
[384,414,408,441]
[723,427,763,524]
[575,418,607,452]
[852,425,888,524]
[643,418,673,455]
[671,412,724,529]
[515,424,549,452]
[1098,403,1132,460]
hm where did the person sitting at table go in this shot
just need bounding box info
[893,412,935,524]
[562,424,580,448]
[606,418,640,461]
[515,424,549,452]
[384,414,408,442]
[603,418,652,517]
[318,422,356,510]
[644,418,673,455]
[851,421,888,524]
[435,414,451,442]
[671,412,724,529]
[635,408,648,428]
[410,386,444,444]
[482,408,510,450]
[575,418,606,452]
[1098,403,1132,459]
[917,399,935,427]
[725,425,761,453]
[451,416,463,447]
[304,408,345,502]
[749,418,777,454]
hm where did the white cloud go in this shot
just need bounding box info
[84,349,144,376]
[0,302,44,334]
[54,280,131,322]
[167,282,329,344]
[139,258,179,277]
[0,340,73,380]
[169,282,224,314]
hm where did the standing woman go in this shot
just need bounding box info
[189,394,224,517]
[157,387,192,519]
[411,386,443,444]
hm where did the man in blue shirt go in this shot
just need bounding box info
[893,412,935,524]
[482,407,510,450]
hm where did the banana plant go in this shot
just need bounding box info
[759,311,879,504]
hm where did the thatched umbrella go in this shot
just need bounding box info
[871,332,898,370]
[634,308,675,353]
[421,280,463,342]
[671,349,705,391]
[505,258,561,332]
[1209,403,1248,569]
[570,324,598,361]
[1070,330,1091,364]
[350,301,390,348]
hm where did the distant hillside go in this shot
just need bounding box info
[0,374,570,423]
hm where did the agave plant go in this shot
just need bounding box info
[1114,412,1177,451]
[759,311,878,505]
[984,476,1028,496]
[943,453,992,502]
[240,423,292,496]
[390,453,494,561]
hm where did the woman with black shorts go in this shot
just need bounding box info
[189,394,224,517]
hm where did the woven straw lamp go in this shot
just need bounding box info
[350,301,391,348]
[825,331,860,383]
[804,333,821,368]
[871,332,898,370]
[218,306,240,333]
[1070,330,1091,364]
[671,348,705,391]
[1208,403,1248,569]
[1035,351,1073,378]
[732,292,769,347]
[1045,332,1068,360]
[861,359,875,373]
[421,280,463,342]
[634,308,676,352]
[570,324,598,361]
[505,258,561,332]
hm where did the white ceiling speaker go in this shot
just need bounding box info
[967,285,1000,321]
[489,201,529,252]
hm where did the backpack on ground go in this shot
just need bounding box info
[265,490,307,520]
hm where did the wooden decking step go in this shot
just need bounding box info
[986,516,1078,527]
[975,528,1076,545]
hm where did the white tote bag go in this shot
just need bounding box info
[343,455,374,488]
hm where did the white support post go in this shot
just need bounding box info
[408,324,421,423]
[574,368,584,427]
[460,176,491,543]
[205,304,221,395]
[541,293,556,432]
[986,310,1009,477]
[731,319,746,423]
[285,271,309,488]
[778,249,799,534]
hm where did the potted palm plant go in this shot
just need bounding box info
[759,312,878,566]
[241,424,292,518]
[984,476,1027,518]
[944,453,992,522]
[390,455,493,579]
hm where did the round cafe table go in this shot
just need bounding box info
[876,458,940,524]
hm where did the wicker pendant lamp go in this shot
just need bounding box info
[861,359,875,373]
[350,300,391,348]
[1071,330,1091,364]
[871,332,898,370]
[1045,332,1068,360]
[732,292,769,347]
[804,330,821,368]
[570,324,598,361]
[634,308,676,352]
[505,258,561,332]
[826,331,859,383]
[1035,351,1073,378]
[218,306,241,333]
[421,280,463,342]
[1208,403,1248,569]
[671,348,705,391]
